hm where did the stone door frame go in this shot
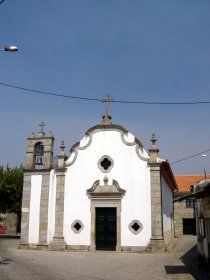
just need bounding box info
[90,198,122,251]
[87,179,125,252]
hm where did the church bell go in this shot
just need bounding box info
[35,143,44,166]
[35,156,43,165]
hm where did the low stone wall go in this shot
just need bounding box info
[0,213,17,235]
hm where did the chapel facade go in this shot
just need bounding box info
[20,112,177,252]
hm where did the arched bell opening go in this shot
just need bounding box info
[34,142,44,169]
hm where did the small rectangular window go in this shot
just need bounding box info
[186,198,194,208]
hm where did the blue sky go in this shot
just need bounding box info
[0,0,210,175]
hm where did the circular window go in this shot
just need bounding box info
[129,220,143,235]
[71,220,84,234]
[97,155,114,173]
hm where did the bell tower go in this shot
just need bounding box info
[20,122,55,247]
[25,122,54,170]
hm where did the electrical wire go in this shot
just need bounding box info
[0,9,209,106]
[159,148,210,173]
[113,100,210,105]
[170,148,210,165]
[1,7,209,108]
[1,81,210,105]
[0,0,6,5]
[0,82,102,102]
[1,84,210,167]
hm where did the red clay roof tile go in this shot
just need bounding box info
[175,174,210,192]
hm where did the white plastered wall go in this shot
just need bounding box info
[63,130,151,247]
[161,176,173,234]
[28,175,42,244]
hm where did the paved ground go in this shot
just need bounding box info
[0,236,209,280]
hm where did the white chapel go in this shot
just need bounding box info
[20,104,177,252]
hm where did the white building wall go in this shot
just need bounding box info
[161,176,173,234]
[28,175,42,244]
[63,130,151,247]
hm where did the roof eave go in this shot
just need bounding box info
[161,161,178,191]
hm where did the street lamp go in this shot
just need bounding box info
[201,154,207,179]
[0,46,18,52]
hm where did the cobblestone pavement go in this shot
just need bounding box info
[0,236,209,280]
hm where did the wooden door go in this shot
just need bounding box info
[96,207,116,251]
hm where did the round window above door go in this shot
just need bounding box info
[97,155,114,173]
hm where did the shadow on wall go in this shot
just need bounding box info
[165,245,210,280]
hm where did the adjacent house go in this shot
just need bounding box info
[191,180,210,271]
[174,179,210,271]
[174,175,210,237]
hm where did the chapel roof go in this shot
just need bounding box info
[161,161,178,191]
[175,174,210,193]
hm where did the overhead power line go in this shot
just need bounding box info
[170,148,210,165]
[0,82,102,102]
[114,100,210,105]
[1,81,210,105]
[0,0,6,5]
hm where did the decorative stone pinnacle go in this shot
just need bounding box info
[59,140,65,155]
[57,140,66,168]
[149,133,159,163]
[151,133,157,148]
[103,175,109,185]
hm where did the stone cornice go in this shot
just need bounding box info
[55,168,66,174]
[86,124,129,135]
[23,169,52,175]
[27,136,55,140]
[86,179,126,198]
[66,123,149,167]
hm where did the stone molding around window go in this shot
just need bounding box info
[71,220,84,234]
[128,220,143,235]
[97,155,114,173]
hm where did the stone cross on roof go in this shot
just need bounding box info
[105,95,112,116]
[39,121,46,133]
[101,95,113,125]
[38,121,46,137]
